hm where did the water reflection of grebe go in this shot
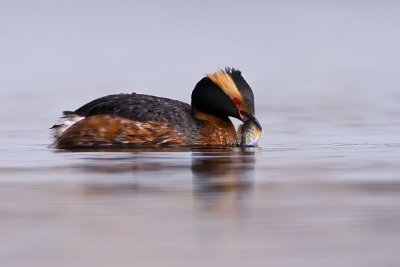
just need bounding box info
[191,149,256,210]
[77,148,257,208]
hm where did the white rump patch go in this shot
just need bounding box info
[51,113,85,139]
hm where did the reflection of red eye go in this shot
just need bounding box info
[233,98,240,106]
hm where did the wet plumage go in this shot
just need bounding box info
[51,68,261,148]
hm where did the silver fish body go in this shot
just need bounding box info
[238,120,262,147]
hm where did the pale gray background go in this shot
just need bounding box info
[1,1,400,267]
[1,0,399,132]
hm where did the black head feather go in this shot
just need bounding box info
[225,68,255,115]
[191,77,241,120]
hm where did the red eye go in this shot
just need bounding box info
[233,98,240,106]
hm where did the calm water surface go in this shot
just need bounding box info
[1,100,400,267]
[1,1,400,266]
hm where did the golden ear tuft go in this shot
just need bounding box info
[207,70,243,102]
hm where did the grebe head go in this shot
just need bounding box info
[191,68,261,130]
